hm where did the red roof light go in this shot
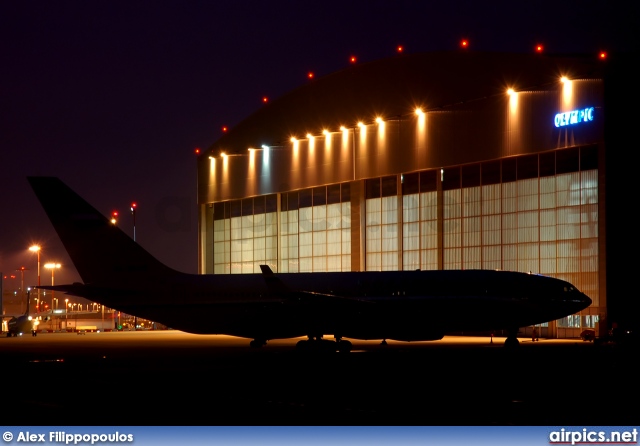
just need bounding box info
[535,44,544,53]
[460,39,469,48]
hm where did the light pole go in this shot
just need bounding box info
[16,266,27,314]
[29,245,41,313]
[131,202,137,242]
[130,202,138,330]
[65,298,68,330]
[44,262,60,311]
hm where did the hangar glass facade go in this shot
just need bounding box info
[199,56,605,338]
[206,145,599,312]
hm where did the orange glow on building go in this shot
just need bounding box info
[509,89,518,113]
[562,78,573,107]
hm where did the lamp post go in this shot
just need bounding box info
[16,266,27,314]
[29,245,41,313]
[130,202,138,330]
[44,262,60,311]
[130,202,137,242]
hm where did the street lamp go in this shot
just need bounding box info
[131,202,137,242]
[16,266,28,313]
[44,263,61,313]
[29,245,41,312]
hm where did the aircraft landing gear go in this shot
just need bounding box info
[296,335,351,353]
[504,328,520,348]
[249,339,266,348]
[335,336,352,353]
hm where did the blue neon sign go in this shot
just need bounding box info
[554,107,595,127]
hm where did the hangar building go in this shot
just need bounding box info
[197,50,634,338]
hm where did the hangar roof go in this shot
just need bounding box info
[205,51,603,156]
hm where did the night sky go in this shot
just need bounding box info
[1,0,637,289]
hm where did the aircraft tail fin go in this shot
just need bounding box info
[27,177,178,286]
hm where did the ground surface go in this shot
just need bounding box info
[1,331,635,426]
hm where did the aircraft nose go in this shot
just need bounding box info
[575,291,592,311]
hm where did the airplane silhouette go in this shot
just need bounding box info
[28,176,591,351]
[4,288,38,336]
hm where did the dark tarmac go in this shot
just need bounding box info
[1,331,636,426]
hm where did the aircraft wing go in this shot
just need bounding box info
[36,283,117,300]
[1,313,25,320]
[287,290,374,307]
[259,265,372,307]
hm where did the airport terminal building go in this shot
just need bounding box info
[197,51,633,338]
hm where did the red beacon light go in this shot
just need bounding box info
[599,51,607,60]
[397,45,404,53]
[460,39,469,48]
[222,126,228,132]
[262,96,268,103]
[308,72,314,79]
[194,148,201,155]
[350,56,357,63]
[535,44,544,53]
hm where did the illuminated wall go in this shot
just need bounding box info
[279,185,352,273]
[198,58,605,337]
[211,196,278,274]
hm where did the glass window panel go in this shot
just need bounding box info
[313,205,327,231]
[444,248,461,269]
[313,231,326,257]
[381,196,398,224]
[403,251,420,270]
[419,249,435,270]
[463,187,481,217]
[481,184,501,215]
